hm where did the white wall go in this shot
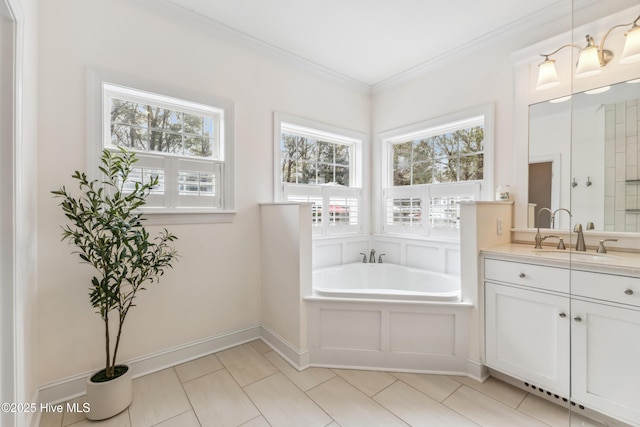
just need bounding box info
[260,203,312,366]
[37,0,369,386]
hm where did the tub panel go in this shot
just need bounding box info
[307,300,473,375]
[389,312,455,355]
[319,309,381,351]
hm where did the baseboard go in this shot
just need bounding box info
[309,347,468,375]
[260,325,310,370]
[37,324,262,405]
[466,359,489,382]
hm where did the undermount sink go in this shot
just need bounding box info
[569,253,619,262]
[531,249,618,262]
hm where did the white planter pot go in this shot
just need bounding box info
[85,365,133,420]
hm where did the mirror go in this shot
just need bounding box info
[529,79,640,231]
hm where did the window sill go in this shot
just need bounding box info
[139,208,237,225]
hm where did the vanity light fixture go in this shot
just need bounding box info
[620,20,640,64]
[536,14,640,90]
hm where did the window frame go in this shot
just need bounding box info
[274,112,365,236]
[87,69,235,224]
[376,104,494,237]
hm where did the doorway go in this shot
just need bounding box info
[529,161,553,228]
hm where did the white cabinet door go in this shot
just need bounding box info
[485,282,570,395]
[571,299,640,425]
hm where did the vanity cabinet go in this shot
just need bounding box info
[483,255,640,425]
[570,271,640,425]
[484,259,570,396]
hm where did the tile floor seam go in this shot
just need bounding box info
[293,370,337,394]
[387,407,412,427]
[232,371,275,425]
[451,380,526,410]
[516,407,557,427]
[174,367,203,427]
[513,389,530,410]
[303,378,331,395]
[440,375,465,402]
[303,381,346,426]
[243,371,339,427]
[246,414,274,427]
[370,377,399,399]
[307,397,337,426]
[328,376,412,427]
[434,400,487,427]
[175,355,226,385]
[239,369,280,388]
[392,377,456,406]
[442,385,555,427]
[150,409,198,427]
[403,385,482,427]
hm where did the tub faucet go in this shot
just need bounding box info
[369,249,376,263]
[378,253,386,263]
[359,252,368,263]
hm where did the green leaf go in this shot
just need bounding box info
[53,148,179,375]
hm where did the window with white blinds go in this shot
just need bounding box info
[101,82,231,212]
[380,105,493,237]
[275,113,364,236]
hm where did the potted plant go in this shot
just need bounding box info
[52,148,178,420]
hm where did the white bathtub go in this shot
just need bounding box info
[313,262,461,302]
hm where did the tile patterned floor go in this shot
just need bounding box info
[39,340,611,427]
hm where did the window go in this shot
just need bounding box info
[391,121,484,186]
[379,105,493,237]
[89,77,235,223]
[275,113,363,235]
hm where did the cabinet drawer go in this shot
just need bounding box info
[571,270,640,308]
[484,258,570,293]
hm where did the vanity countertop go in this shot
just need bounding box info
[481,243,640,277]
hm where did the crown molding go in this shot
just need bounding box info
[128,0,625,95]
[372,1,576,93]
[128,0,371,94]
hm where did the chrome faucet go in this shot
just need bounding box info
[535,207,573,249]
[535,207,553,249]
[369,249,376,263]
[553,208,572,227]
[359,252,368,263]
[596,238,618,253]
[574,223,586,251]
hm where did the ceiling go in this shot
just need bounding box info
[159,0,610,88]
